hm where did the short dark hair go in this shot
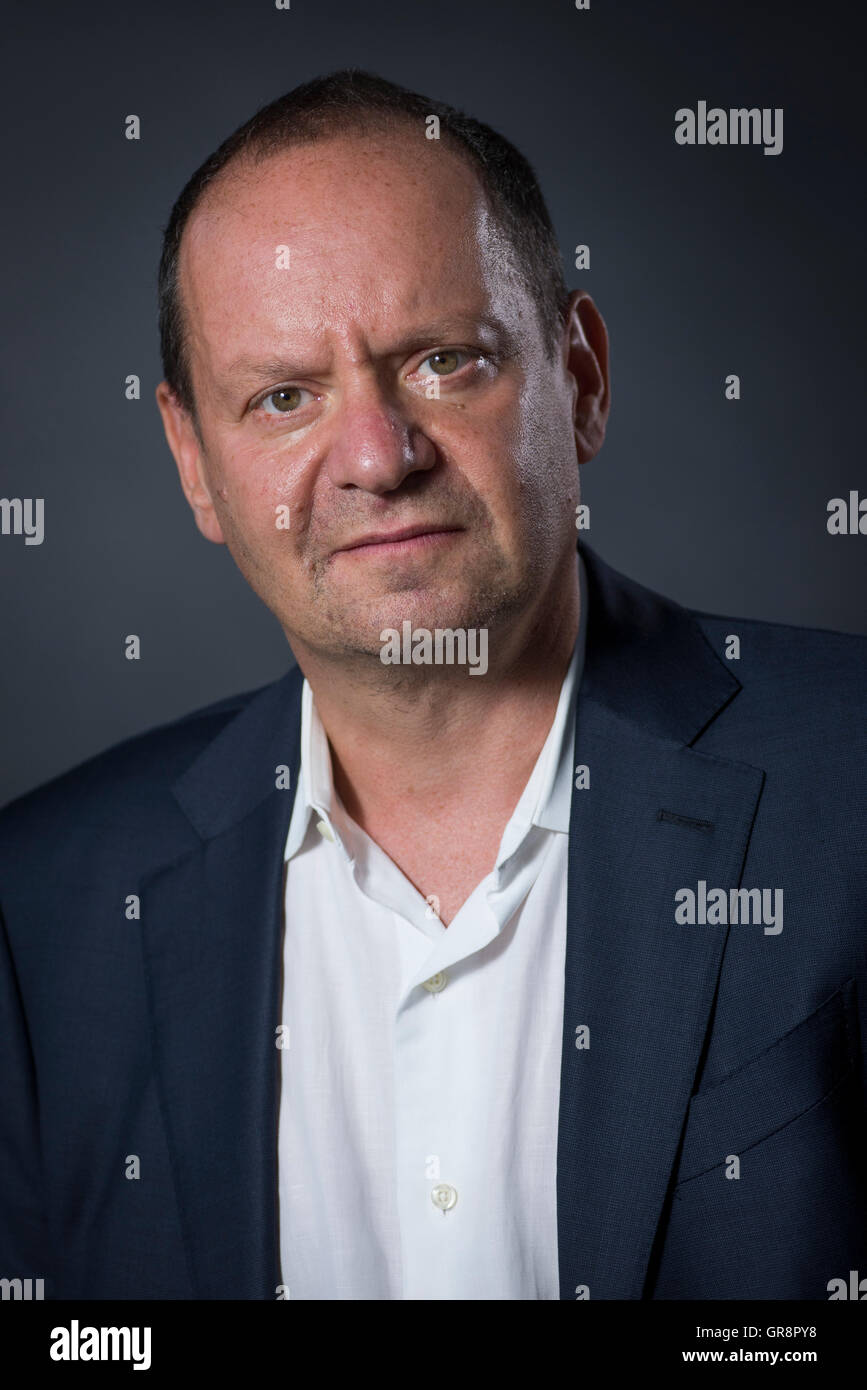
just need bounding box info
[157,68,571,425]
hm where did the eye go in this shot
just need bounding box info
[259,386,313,416]
[417,350,468,378]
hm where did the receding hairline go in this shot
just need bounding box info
[184,114,496,251]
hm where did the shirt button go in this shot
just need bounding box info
[422,971,448,993]
[431,1183,458,1212]
[315,818,335,843]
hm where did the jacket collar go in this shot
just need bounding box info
[577,538,741,743]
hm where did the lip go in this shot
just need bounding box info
[334,525,462,557]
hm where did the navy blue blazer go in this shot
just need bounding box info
[2,540,866,1300]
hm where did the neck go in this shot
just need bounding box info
[291,550,582,827]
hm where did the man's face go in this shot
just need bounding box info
[158,127,606,667]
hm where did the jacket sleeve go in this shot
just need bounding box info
[0,899,51,1290]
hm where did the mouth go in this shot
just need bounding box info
[333,524,463,558]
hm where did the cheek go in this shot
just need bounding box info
[210,441,306,542]
[513,377,575,487]
[494,385,578,544]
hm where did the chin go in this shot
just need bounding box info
[373,593,477,634]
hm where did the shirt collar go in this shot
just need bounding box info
[284,549,587,862]
[282,675,340,861]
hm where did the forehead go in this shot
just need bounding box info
[178,130,529,375]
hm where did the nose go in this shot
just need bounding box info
[325,380,437,494]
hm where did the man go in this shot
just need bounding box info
[1,69,865,1302]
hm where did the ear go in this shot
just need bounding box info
[561,290,611,463]
[155,382,226,544]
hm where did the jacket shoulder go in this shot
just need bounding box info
[692,609,867,768]
[0,674,293,857]
[694,609,867,697]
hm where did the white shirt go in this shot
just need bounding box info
[278,554,587,1299]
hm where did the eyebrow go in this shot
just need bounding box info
[223,315,521,387]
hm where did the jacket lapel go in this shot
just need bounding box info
[557,544,765,1299]
[139,668,303,1299]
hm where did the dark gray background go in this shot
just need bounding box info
[2,0,864,805]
